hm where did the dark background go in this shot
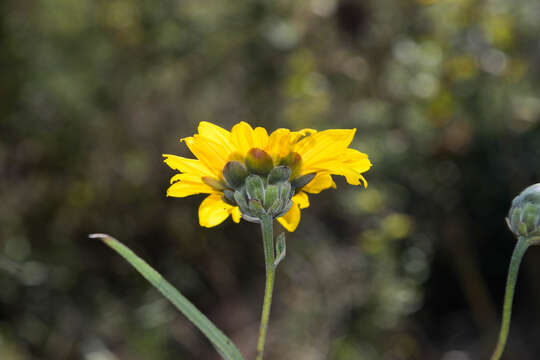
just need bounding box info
[2,0,540,359]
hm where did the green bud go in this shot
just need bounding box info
[507,184,540,240]
[245,175,265,202]
[279,152,302,178]
[202,176,228,191]
[291,173,315,189]
[268,166,292,184]
[245,148,274,175]
[223,161,249,188]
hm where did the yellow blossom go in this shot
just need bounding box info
[163,121,371,231]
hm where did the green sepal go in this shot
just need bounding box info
[267,198,283,214]
[268,166,291,185]
[264,184,280,209]
[509,208,521,234]
[518,222,528,236]
[245,175,265,202]
[249,199,265,217]
[202,177,229,191]
[522,203,539,233]
[278,182,292,206]
[275,199,293,218]
[505,217,512,232]
[233,189,249,210]
[291,173,316,189]
[241,213,261,223]
[222,190,237,206]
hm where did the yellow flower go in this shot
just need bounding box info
[163,121,371,231]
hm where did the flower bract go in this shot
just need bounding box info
[163,122,372,231]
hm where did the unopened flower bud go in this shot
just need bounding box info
[279,152,302,178]
[245,148,274,175]
[223,161,249,189]
[507,183,540,240]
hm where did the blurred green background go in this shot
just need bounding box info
[2,0,540,359]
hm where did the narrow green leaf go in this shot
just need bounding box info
[274,233,286,267]
[90,233,244,360]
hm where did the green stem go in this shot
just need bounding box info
[490,236,531,360]
[256,214,275,360]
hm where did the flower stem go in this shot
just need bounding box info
[256,214,275,360]
[490,236,530,360]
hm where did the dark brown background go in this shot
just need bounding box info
[2,0,540,359]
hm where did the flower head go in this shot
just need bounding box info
[163,122,372,231]
[507,183,540,240]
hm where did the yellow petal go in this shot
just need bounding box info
[198,194,233,227]
[343,149,372,172]
[290,128,317,142]
[299,162,370,187]
[166,176,216,197]
[314,149,372,186]
[163,154,214,177]
[302,173,336,194]
[169,173,206,184]
[292,191,310,209]
[231,206,242,223]
[267,128,292,160]
[253,127,269,149]
[295,129,356,172]
[230,121,255,156]
[197,122,236,153]
[183,136,231,176]
[277,202,301,232]
[336,167,369,186]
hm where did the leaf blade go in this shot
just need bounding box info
[90,233,244,360]
[274,232,286,267]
